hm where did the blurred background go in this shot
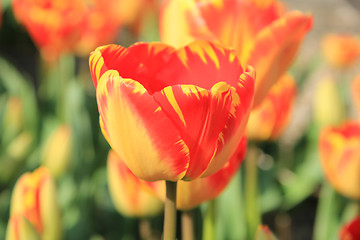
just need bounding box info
[0,0,359,239]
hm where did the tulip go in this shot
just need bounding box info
[322,34,360,68]
[107,150,164,217]
[160,0,312,107]
[319,121,360,199]
[313,78,346,127]
[90,40,254,182]
[340,216,360,240]
[6,167,62,240]
[41,124,72,178]
[247,74,296,141]
[12,0,87,62]
[351,76,360,117]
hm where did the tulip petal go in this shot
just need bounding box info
[160,0,215,48]
[153,82,237,180]
[97,70,190,181]
[202,67,255,177]
[158,40,244,91]
[247,11,313,107]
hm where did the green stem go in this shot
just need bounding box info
[203,200,216,240]
[163,181,177,240]
[245,144,260,240]
[139,218,152,240]
[313,181,337,240]
[181,210,194,240]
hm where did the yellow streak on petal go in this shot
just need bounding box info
[162,87,186,126]
[180,85,205,99]
[154,106,162,113]
[89,49,105,82]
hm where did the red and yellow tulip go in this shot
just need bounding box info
[319,122,360,199]
[340,216,360,240]
[322,34,360,69]
[12,0,87,62]
[160,0,312,107]
[247,73,297,141]
[6,167,62,240]
[90,40,254,182]
[107,150,164,217]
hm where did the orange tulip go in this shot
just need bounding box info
[160,0,312,107]
[107,150,164,217]
[90,40,254,181]
[322,34,360,68]
[12,0,87,62]
[6,167,62,240]
[319,121,360,199]
[340,216,360,240]
[247,74,296,141]
[351,76,360,117]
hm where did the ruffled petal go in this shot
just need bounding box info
[97,70,190,181]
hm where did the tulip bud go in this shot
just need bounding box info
[340,216,360,240]
[107,150,163,217]
[247,74,297,141]
[319,121,360,199]
[41,125,72,178]
[322,34,360,68]
[314,78,346,127]
[6,167,62,240]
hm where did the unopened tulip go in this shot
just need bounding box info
[340,216,360,240]
[107,150,164,217]
[247,74,297,141]
[160,0,312,107]
[322,34,360,68]
[12,0,87,61]
[314,78,346,127]
[351,76,360,117]
[41,125,72,177]
[90,40,254,181]
[319,122,360,199]
[6,167,62,240]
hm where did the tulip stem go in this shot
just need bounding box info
[181,210,194,240]
[203,200,216,240]
[164,181,177,240]
[245,144,261,240]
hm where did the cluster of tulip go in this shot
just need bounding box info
[0,0,359,239]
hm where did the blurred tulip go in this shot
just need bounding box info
[6,167,62,240]
[255,225,278,240]
[90,40,254,181]
[160,0,312,107]
[41,124,72,178]
[75,0,122,56]
[247,74,297,141]
[351,75,360,116]
[12,0,87,62]
[319,121,360,199]
[314,78,346,127]
[322,34,360,69]
[107,150,164,217]
[340,216,360,240]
